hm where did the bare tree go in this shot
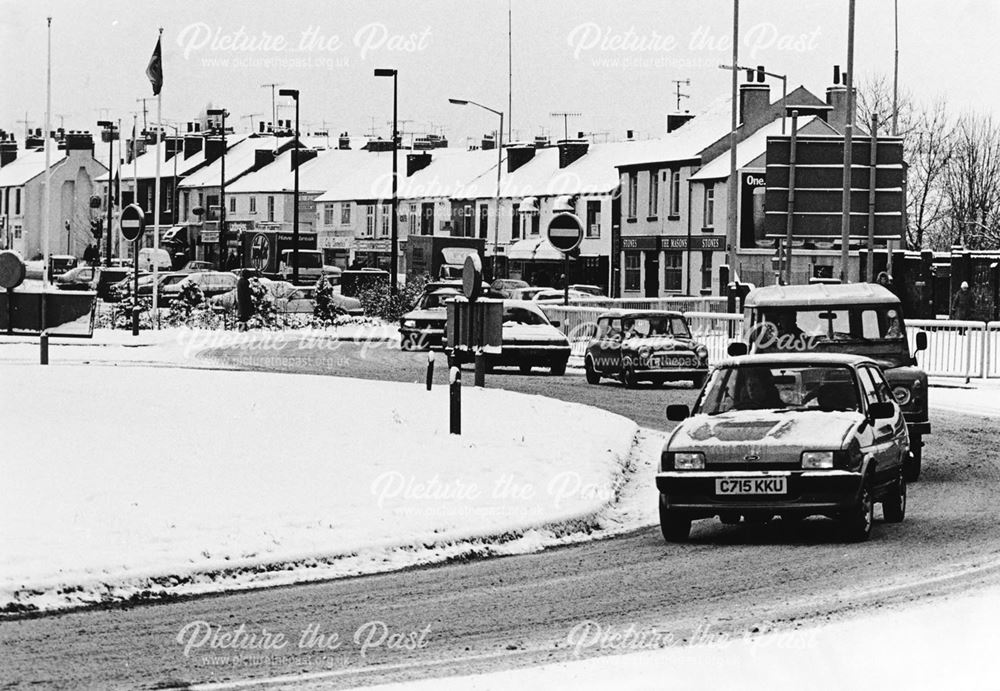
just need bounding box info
[941,112,1000,250]
[856,73,913,137]
[906,99,952,250]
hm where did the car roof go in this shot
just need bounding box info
[745,282,899,308]
[503,299,545,312]
[596,309,686,319]
[718,352,878,368]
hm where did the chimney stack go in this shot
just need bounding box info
[338,132,351,150]
[254,148,275,169]
[557,139,589,168]
[184,134,204,159]
[825,66,855,133]
[291,148,318,170]
[739,81,771,128]
[204,135,225,163]
[0,137,17,167]
[481,133,496,151]
[406,151,432,176]
[666,112,695,133]
[64,131,94,154]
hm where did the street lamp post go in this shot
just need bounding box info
[449,98,503,279]
[278,89,300,283]
[207,108,229,269]
[97,120,118,266]
[375,69,399,294]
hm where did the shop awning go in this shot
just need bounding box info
[160,226,187,244]
[507,237,563,261]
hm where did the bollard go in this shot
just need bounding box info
[39,331,48,365]
[474,349,486,387]
[449,366,461,435]
[426,351,435,391]
[131,305,140,336]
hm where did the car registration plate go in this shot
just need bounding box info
[715,477,787,495]
[653,356,694,368]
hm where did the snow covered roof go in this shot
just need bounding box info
[178,135,293,189]
[227,147,372,195]
[400,148,504,200]
[0,148,68,187]
[97,135,249,183]
[689,115,830,181]
[614,98,735,168]
[745,282,899,308]
[312,151,404,203]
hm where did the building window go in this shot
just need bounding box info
[380,203,391,236]
[323,203,335,226]
[626,173,637,218]
[624,252,641,291]
[267,195,275,222]
[670,170,681,216]
[341,203,351,225]
[408,203,417,230]
[365,204,375,236]
[15,188,21,215]
[146,185,154,213]
[229,196,236,213]
[701,250,714,291]
[586,200,601,238]
[13,224,22,239]
[648,170,658,217]
[531,210,540,236]
[664,251,683,292]
[703,185,715,228]
[249,196,256,214]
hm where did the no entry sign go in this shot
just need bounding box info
[119,204,146,243]
[546,213,584,254]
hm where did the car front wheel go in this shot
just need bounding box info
[842,482,874,542]
[621,360,638,388]
[659,494,691,542]
[584,356,601,384]
[883,471,906,523]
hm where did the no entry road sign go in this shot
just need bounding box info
[119,204,146,243]
[546,212,584,254]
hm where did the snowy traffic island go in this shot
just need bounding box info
[0,365,638,614]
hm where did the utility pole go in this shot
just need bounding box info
[840,0,856,283]
[241,112,263,133]
[549,112,581,140]
[260,83,282,133]
[136,97,154,132]
[671,79,690,111]
[726,0,739,280]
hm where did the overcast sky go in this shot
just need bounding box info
[0,0,995,145]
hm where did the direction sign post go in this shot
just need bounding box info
[119,204,146,336]
[547,212,584,305]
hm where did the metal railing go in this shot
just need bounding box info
[907,319,987,381]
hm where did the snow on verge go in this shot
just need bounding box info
[0,365,639,614]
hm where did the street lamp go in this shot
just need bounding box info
[449,98,503,279]
[97,120,119,266]
[278,89,300,283]
[375,68,399,294]
[207,108,229,269]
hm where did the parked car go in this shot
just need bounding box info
[738,282,929,481]
[181,260,214,272]
[508,286,550,301]
[55,266,131,300]
[49,254,78,278]
[584,310,709,388]
[530,288,593,303]
[569,284,605,297]
[490,278,529,298]
[399,285,464,350]
[111,271,182,304]
[486,300,571,375]
[657,353,910,542]
[178,271,239,301]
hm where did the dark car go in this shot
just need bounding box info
[584,310,709,388]
[399,281,498,350]
[56,266,132,300]
[656,353,910,543]
[488,300,571,375]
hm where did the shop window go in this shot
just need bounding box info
[624,252,641,291]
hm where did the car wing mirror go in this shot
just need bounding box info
[666,404,690,422]
[868,401,895,421]
[915,331,928,352]
[727,342,748,357]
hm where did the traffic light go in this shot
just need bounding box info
[90,218,103,240]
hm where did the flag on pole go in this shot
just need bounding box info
[146,36,163,95]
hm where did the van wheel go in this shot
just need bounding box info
[883,472,907,523]
[584,356,601,384]
[904,438,922,482]
[550,359,567,376]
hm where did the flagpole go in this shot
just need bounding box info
[152,27,163,329]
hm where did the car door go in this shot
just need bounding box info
[857,366,901,487]
[601,317,624,374]
[865,365,909,475]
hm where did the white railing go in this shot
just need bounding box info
[908,319,986,381]
[565,296,728,313]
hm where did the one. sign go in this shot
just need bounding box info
[547,212,584,253]
[462,254,482,301]
[119,203,146,243]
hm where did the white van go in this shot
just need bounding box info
[137,248,173,272]
[279,249,323,285]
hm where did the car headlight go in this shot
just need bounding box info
[402,319,416,328]
[892,385,912,406]
[638,345,652,360]
[695,344,709,360]
[674,452,705,470]
[801,451,834,469]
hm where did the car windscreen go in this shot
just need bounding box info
[503,306,548,326]
[420,290,460,309]
[625,316,691,338]
[697,364,859,415]
[758,307,906,342]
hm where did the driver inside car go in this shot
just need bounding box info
[735,368,785,410]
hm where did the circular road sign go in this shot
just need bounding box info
[547,212,584,254]
[0,250,26,290]
[119,203,146,243]
[462,253,483,301]
[249,233,271,271]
